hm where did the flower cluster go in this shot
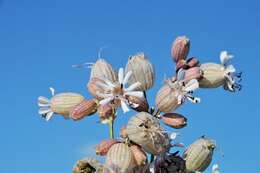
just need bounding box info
[37,36,242,173]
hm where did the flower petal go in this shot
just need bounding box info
[45,112,54,121]
[38,96,50,104]
[220,51,233,65]
[39,107,51,115]
[121,100,130,113]
[38,103,50,107]
[99,97,114,105]
[123,71,132,86]
[49,87,55,96]
[225,65,236,73]
[125,82,141,91]
[125,91,144,98]
[184,79,199,92]
[212,164,220,173]
[186,95,201,103]
[118,68,124,84]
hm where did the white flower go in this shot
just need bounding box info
[38,87,55,121]
[96,68,144,113]
[220,51,242,92]
[172,79,201,105]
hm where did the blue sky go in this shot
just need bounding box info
[0,0,259,172]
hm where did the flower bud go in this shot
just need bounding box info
[90,59,117,82]
[183,137,215,173]
[98,104,116,123]
[130,145,147,166]
[120,126,128,139]
[105,143,135,173]
[183,67,203,83]
[160,113,187,129]
[187,57,200,68]
[126,95,149,112]
[171,36,190,62]
[70,99,97,121]
[176,59,188,72]
[199,63,225,88]
[155,83,181,113]
[73,157,102,173]
[87,77,107,100]
[125,53,155,91]
[95,139,120,156]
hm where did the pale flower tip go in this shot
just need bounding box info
[49,87,55,96]
[170,132,178,140]
[195,97,201,103]
[118,67,124,84]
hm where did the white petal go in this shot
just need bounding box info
[184,79,199,92]
[220,51,233,65]
[49,87,55,96]
[125,82,141,91]
[38,103,50,107]
[38,96,49,104]
[118,68,124,84]
[123,71,132,85]
[225,65,236,73]
[121,100,130,113]
[39,108,51,115]
[99,97,114,105]
[45,112,54,121]
[125,91,144,98]
[212,164,220,173]
[224,80,234,92]
[186,95,201,103]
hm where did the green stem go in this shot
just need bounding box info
[108,118,114,139]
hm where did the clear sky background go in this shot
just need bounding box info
[0,0,259,173]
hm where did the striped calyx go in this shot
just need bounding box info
[125,53,155,91]
[160,113,187,129]
[105,143,135,173]
[171,36,190,62]
[90,59,117,83]
[70,99,98,121]
[183,137,216,172]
